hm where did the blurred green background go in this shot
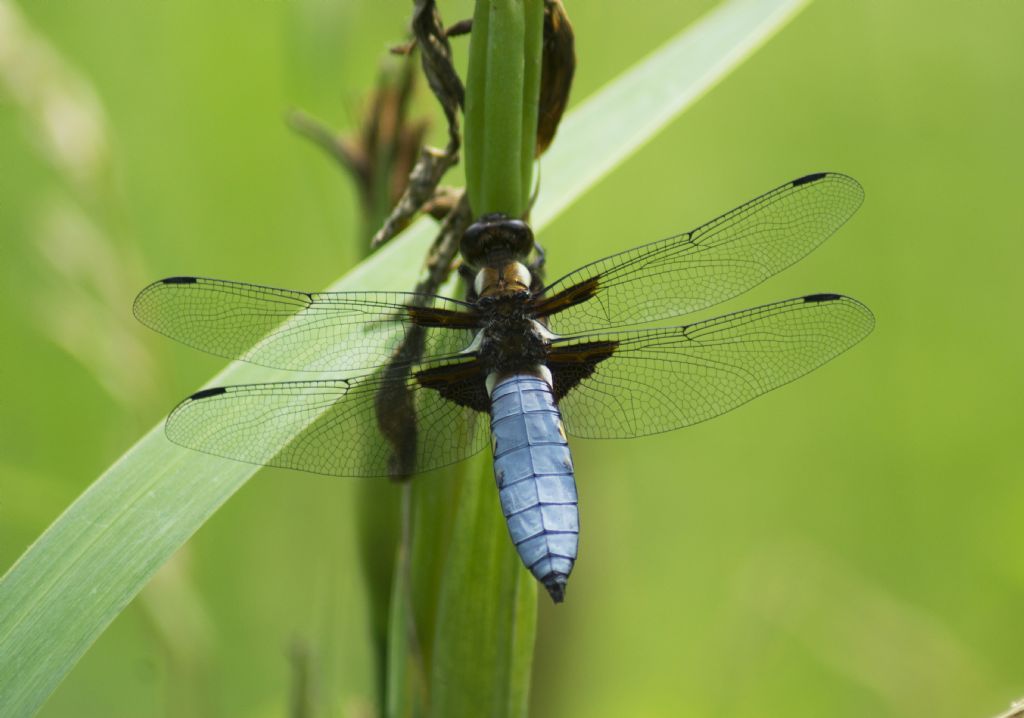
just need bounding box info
[2,0,1022,716]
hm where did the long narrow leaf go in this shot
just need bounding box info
[0,0,810,714]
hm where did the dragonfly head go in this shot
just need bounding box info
[461,213,535,268]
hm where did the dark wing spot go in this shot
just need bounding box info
[415,360,490,413]
[803,293,843,303]
[161,276,199,285]
[546,340,619,401]
[791,172,829,187]
[406,305,481,329]
[190,386,228,400]
[531,276,601,319]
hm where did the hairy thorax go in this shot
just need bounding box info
[475,293,550,374]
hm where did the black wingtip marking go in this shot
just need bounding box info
[803,293,843,303]
[792,172,829,187]
[162,276,198,285]
[190,386,227,400]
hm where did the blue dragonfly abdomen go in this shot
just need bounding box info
[489,372,579,603]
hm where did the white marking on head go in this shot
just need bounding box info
[511,262,532,290]
[475,262,532,297]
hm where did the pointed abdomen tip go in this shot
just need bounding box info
[543,573,568,603]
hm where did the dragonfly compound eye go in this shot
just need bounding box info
[461,213,535,267]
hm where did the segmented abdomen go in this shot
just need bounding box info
[490,373,579,602]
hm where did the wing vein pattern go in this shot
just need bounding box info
[554,294,874,439]
[134,277,477,372]
[164,359,489,477]
[542,173,864,335]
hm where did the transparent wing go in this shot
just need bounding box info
[165,360,490,478]
[551,294,874,439]
[540,173,864,335]
[134,276,478,372]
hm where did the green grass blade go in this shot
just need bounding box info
[0,0,810,714]
[533,0,810,228]
[0,225,437,718]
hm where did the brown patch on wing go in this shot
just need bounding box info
[546,339,618,401]
[531,275,600,318]
[415,359,490,413]
[405,305,480,329]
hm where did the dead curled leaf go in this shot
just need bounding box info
[371,0,465,249]
[537,0,576,156]
[380,0,576,247]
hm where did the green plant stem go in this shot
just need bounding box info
[388,3,546,716]
[427,454,537,717]
[519,0,544,205]
[464,0,544,217]
[462,2,489,209]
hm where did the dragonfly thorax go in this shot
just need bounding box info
[475,293,550,374]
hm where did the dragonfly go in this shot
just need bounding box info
[134,172,874,603]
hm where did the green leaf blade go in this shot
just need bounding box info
[0,221,438,718]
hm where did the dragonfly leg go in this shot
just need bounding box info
[528,241,547,290]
